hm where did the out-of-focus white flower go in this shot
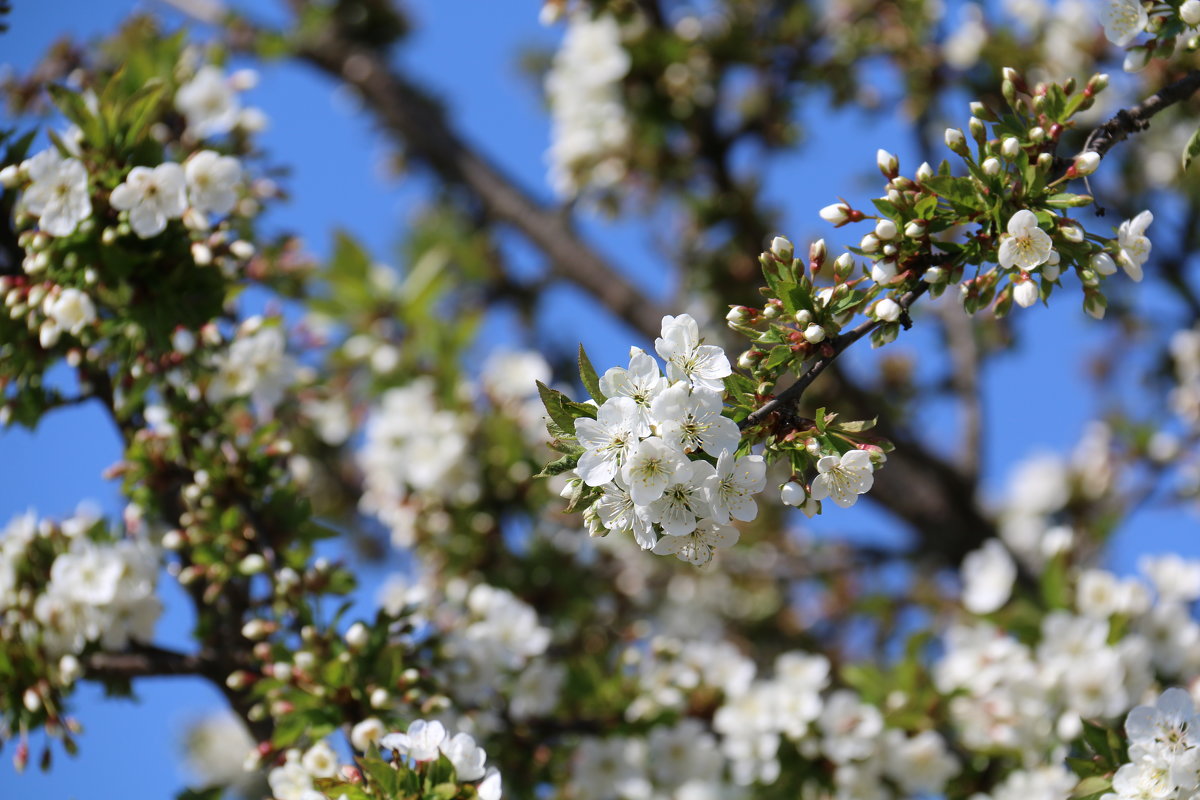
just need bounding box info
[1102,0,1148,46]
[185,150,242,216]
[110,164,188,238]
[961,540,1017,614]
[1116,210,1153,281]
[176,66,241,138]
[21,148,92,236]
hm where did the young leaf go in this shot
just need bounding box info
[1183,124,1200,171]
[578,344,607,403]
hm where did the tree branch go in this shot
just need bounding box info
[83,643,206,679]
[1084,69,1200,158]
[739,282,929,431]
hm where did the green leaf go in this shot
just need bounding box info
[1183,124,1200,171]
[833,417,877,433]
[1072,777,1112,797]
[536,453,579,478]
[921,175,981,211]
[578,344,607,404]
[1045,193,1093,208]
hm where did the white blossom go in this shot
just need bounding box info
[21,148,92,236]
[646,460,714,536]
[599,348,669,430]
[961,539,1017,614]
[576,396,645,487]
[1116,210,1153,281]
[185,150,242,216]
[620,435,687,506]
[381,719,447,762]
[809,450,874,508]
[704,451,766,524]
[176,66,241,138]
[1102,0,1148,46]
[651,383,740,457]
[110,163,188,238]
[652,518,739,566]
[655,314,732,392]
[998,209,1054,270]
[441,732,488,781]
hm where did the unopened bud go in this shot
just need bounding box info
[225,670,255,690]
[873,297,902,322]
[834,252,856,279]
[1037,152,1053,171]
[239,553,268,575]
[915,161,934,182]
[904,220,926,238]
[819,203,850,225]
[944,127,968,155]
[242,619,273,640]
[726,306,751,325]
[1029,126,1045,143]
[780,482,806,507]
[770,236,793,261]
[874,219,897,241]
[370,688,391,708]
[0,165,19,188]
[860,233,880,253]
[1074,151,1100,176]
[803,323,827,343]
[877,149,899,178]
[969,116,986,143]
[345,622,370,651]
[982,157,1000,176]
[1001,137,1021,159]
[808,238,827,269]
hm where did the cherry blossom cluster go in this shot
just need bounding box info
[265,720,501,800]
[433,582,563,724]
[1101,688,1200,800]
[561,314,768,566]
[206,317,297,417]
[358,377,480,548]
[944,536,1200,763]
[544,10,632,197]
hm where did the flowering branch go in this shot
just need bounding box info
[738,282,930,432]
[1083,69,1200,159]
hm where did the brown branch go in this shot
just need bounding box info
[292,21,668,340]
[936,298,982,480]
[1084,69,1200,158]
[83,643,206,680]
[739,282,929,431]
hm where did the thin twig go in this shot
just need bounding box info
[739,282,930,431]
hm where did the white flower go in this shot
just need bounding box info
[594,478,657,549]
[646,459,714,536]
[351,718,386,752]
[599,347,669,430]
[182,711,257,792]
[110,164,188,238]
[1102,0,1148,46]
[651,384,739,457]
[176,66,241,138]
[621,436,688,506]
[301,741,339,779]
[961,539,1017,614]
[268,751,313,800]
[440,732,488,781]
[1140,554,1200,602]
[482,349,551,405]
[43,288,97,337]
[381,719,446,762]
[998,209,1053,270]
[655,314,732,392]
[185,150,242,216]
[882,730,959,795]
[478,768,502,800]
[819,690,883,763]
[1013,278,1039,308]
[207,324,297,415]
[1116,210,1152,281]
[804,323,826,343]
[781,481,821,517]
[652,518,739,566]
[21,148,92,236]
[1126,688,1199,755]
[704,450,766,524]
[575,396,644,487]
[809,450,875,508]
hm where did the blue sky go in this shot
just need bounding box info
[1,0,1197,797]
